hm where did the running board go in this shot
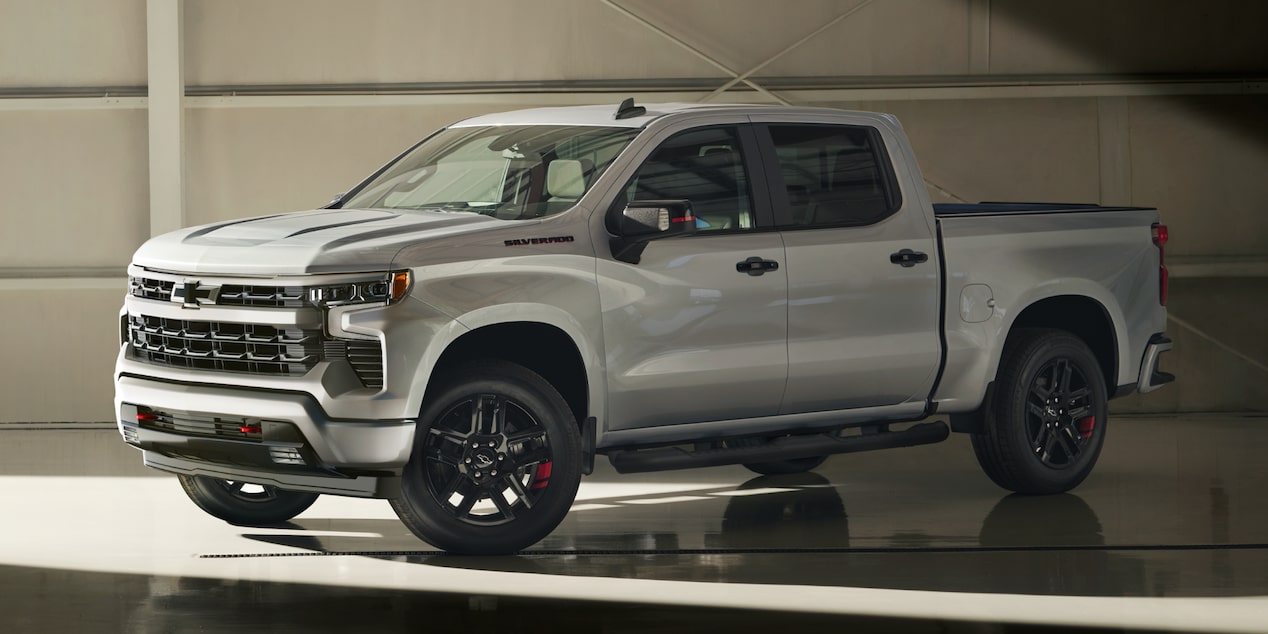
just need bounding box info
[606,421,950,474]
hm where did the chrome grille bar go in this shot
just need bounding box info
[127,314,384,386]
[130,276,307,308]
[129,315,320,376]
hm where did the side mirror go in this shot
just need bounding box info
[611,200,696,264]
[324,192,345,209]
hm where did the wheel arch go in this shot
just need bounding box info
[949,292,1123,434]
[423,320,591,430]
[1004,295,1119,394]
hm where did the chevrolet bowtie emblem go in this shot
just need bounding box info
[172,279,219,308]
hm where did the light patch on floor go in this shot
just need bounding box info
[618,495,712,505]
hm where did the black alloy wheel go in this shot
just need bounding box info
[421,393,555,526]
[391,361,581,554]
[1025,357,1097,468]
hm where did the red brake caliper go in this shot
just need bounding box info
[531,462,553,490]
[1077,416,1096,439]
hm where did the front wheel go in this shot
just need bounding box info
[390,361,582,555]
[971,328,1109,494]
[177,475,319,525]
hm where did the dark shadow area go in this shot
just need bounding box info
[237,482,1268,598]
[0,562,1151,634]
[988,0,1268,75]
[415,489,1268,597]
[988,0,1268,149]
[709,472,848,548]
[969,493,1146,596]
[244,473,848,554]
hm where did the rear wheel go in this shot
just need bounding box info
[971,328,1109,494]
[177,475,319,525]
[390,361,582,555]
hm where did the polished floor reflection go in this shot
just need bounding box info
[2,415,1267,632]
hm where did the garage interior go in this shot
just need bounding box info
[1,0,1266,631]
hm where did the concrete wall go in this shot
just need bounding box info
[1,0,1264,422]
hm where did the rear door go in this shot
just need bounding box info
[750,118,941,413]
[597,122,788,431]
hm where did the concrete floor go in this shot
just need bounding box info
[2,416,1267,632]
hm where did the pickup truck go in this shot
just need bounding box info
[115,100,1174,554]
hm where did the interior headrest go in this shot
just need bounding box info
[546,160,586,200]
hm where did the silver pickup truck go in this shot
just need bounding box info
[115,101,1173,554]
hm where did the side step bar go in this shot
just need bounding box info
[607,421,950,474]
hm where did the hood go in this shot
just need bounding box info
[132,208,501,276]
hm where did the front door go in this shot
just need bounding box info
[597,124,788,431]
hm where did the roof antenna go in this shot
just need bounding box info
[614,97,646,120]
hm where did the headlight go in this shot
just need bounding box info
[308,270,412,307]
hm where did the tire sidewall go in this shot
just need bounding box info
[391,362,581,554]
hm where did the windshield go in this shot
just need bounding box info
[342,125,640,219]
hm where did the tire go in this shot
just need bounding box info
[390,361,582,555]
[971,328,1109,494]
[177,475,319,526]
[726,437,829,476]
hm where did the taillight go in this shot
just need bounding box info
[1152,223,1168,306]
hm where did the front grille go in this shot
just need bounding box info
[130,277,175,301]
[217,284,307,308]
[137,407,265,442]
[127,314,384,386]
[129,314,321,377]
[130,276,307,308]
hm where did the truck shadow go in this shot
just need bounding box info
[240,477,1153,595]
[241,472,848,558]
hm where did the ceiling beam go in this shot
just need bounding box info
[2,76,1262,111]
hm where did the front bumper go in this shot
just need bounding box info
[115,375,414,498]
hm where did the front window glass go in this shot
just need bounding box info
[342,125,639,220]
[621,126,754,232]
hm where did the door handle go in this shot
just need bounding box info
[737,256,780,276]
[890,249,929,267]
